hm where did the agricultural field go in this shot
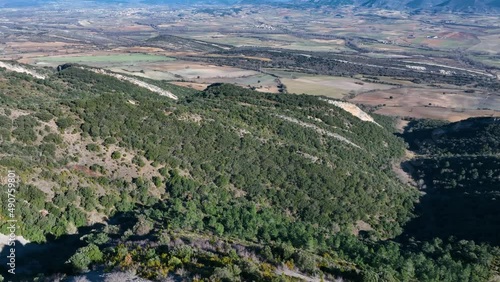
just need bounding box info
[107,67,179,81]
[471,55,500,68]
[410,33,480,49]
[169,81,210,91]
[376,107,500,122]
[467,34,500,54]
[281,75,395,98]
[34,53,176,64]
[351,87,500,121]
[141,61,260,80]
[187,33,352,52]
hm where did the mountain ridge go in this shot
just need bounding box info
[2,0,500,13]
[294,0,500,12]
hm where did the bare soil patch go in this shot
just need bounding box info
[170,81,210,91]
[351,88,486,108]
[351,87,500,121]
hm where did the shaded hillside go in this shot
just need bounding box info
[402,118,500,155]
[399,118,500,245]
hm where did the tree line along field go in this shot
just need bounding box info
[0,65,498,281]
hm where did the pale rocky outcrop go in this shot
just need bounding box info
[0,61,46,79]
[321,99,381,127]
[86,67,178,100]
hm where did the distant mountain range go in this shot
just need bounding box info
[290,0,500,12]
[1,0,499,13]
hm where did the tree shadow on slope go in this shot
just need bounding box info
[0,210,143,281]
[0,225,100,280]
[397,157,500,246]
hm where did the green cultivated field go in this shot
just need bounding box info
[36,53,175,63]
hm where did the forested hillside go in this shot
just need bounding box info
[0,65,498,281]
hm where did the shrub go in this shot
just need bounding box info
[0,115,11,129]
[132,155,146,167]
[103,137,116,145]
[211,265,242,282]
[56,117,74,130]
[132,216,153,236]
[111,151,121,160]
[86,143,100,152]
[35,111,53,122]
[43,133,63,144]
[12,115,39,143]
[85,233,110,245]
[67,244,103,272]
